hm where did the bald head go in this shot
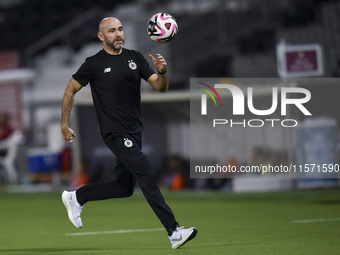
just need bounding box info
[97,17,125,54]
[99,17,122,33]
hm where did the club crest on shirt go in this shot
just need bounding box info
[124,138,133,148]
[128,60,137,70]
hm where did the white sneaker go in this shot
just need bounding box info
[61,190,83,228]
[169,226,197,249]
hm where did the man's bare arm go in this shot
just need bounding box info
[61,78,83,143]
[147,54,168,93]
[147,73,168,93]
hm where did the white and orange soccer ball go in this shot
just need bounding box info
[147,13,178,43]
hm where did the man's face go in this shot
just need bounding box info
[99,18,125,51]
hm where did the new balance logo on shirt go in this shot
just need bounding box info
[104,67,111,73]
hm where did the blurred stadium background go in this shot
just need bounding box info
[1,1,340,254]
[0,0,340,192]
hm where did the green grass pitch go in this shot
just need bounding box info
[0,188,340,254]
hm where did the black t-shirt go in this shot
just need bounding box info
[72,48,155,138]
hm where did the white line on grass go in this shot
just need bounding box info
[291,218,340,223]
[66,228,164,236]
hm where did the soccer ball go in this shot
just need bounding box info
[147,13,178,43]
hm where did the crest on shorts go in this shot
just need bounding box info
[128,60,137,70]
[124,138,133,147]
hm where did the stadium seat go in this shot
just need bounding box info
[0,130,23,183]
